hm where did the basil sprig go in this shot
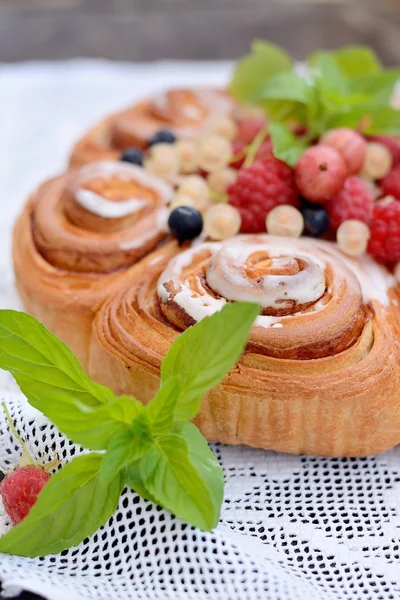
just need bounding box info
[0,302,259,557]
[229,41,400,166]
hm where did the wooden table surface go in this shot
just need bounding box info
[1,0,400,63]
[1,1,400,599]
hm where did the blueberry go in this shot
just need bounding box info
[121,148,144,166]
[149,129,177,146]
[301,204,330,238]
[168,206,203,244]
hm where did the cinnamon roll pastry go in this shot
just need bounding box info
[89,234,400,457]
[70,89,235,167]
[13,161,178,367]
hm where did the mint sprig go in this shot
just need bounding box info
[229,41,400,166]
[0,302,259,557]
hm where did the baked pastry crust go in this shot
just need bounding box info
[13,161,178,367]
[69,89,235,167]
[89,234,400,457]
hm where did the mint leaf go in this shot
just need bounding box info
[126,463,159,504]
[331,46,381,77]
[327,106,400,135]
[229,40,292,103]
[0,310,113,408]
[140,430,223,531]
[349,70,400,105]
[161,302,259,421]
[145,375,182,436]
[269,122,308,167]
[0,454,124,557]
[48,393,143,451]
[100,424,150,483]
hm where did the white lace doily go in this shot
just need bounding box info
[1,60,400,600]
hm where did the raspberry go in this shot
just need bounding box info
[327,176,373,231]
[368,201,400,264]
[228,157,299,233]
[380,166,400,200]
[321,128,366,175]
[0,466,50,524]
[295,145,348,203]
[367,135,400,167]
[236,118,266,145]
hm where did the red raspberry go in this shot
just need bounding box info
[228,157,299,233]
[368,201,400,264]
[380,165,400,200]
[236,118,266,145]
[327,176,373,231]
[295,145,348,203]
[230,140,246,170]
[0,465,50,524]
[367,135,400,167]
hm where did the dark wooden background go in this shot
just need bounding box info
[1,0,400,63]
[1,1,400,599]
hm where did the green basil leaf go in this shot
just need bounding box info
[269,122,308,167]
[331,46,381,77]
[309,51,348,97]
[100,425,150,483]
[145,375,182,436]
[252,71,318,126]
[327,105,400,135]
[140,431,223,531]
[348,70,400,105]
[0,454,124,557]
[229,40,292,103]
[126,462,159,504]
[161,302,259,421]
[0,310,113,408]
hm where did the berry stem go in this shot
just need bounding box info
[1,402,34,467]
[243,124,270,167]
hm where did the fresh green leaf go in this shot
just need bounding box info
[349,70,400,105]
[145,375,183,436]
[229,40,292,103]
[309,51,348,96]
[100,424,150,483]
[175,421,224,511]
[0,454,124,557]
[269,122,308,167]
[331,46,381,77]
[140,430,223,530]
[126,463,159,504]
[0,310,114,408]
[252,71,318,126]
[327,105,400,135]
[161,302,259,421]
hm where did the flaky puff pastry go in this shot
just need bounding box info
[13,161,178,367]
[89,234,400,457]
[69,88,235,168]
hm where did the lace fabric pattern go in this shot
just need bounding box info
[1,60,400,600]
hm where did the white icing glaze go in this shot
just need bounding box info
[157,235,395,326]
[206,242,326,309]
[74,161,173,217]
[75,189,146,219]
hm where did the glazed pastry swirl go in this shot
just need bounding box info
[111,89,234,149]
[157,235,384,359]
[69,88,235,167]
[32,161,172,273]
[89,233,400,456]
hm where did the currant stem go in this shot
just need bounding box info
[243,124,270,168]
[1,402,34,466]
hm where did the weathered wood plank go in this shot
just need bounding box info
[0,1,400,63]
